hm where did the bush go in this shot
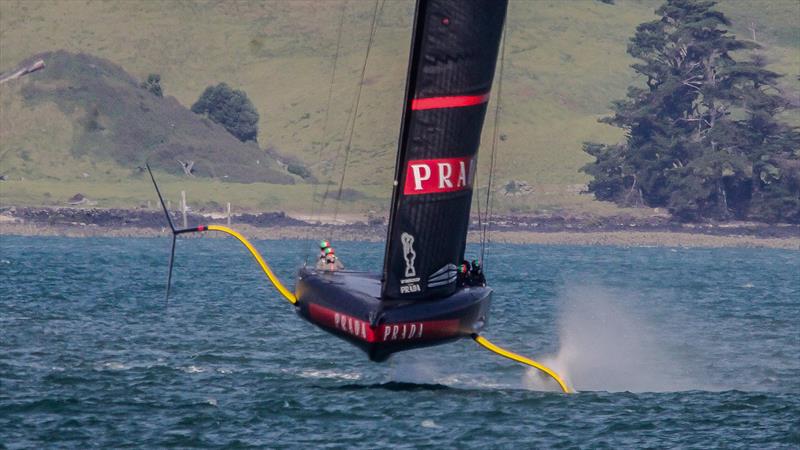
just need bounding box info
[287,163,311,179]
[140,73,163,97]
[191,82,259,142]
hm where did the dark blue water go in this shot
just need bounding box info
[1,235,798,448]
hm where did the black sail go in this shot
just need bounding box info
[382,0,507,300]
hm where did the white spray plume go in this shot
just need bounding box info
[524,284,713,393]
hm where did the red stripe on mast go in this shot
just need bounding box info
[411,93,490,111]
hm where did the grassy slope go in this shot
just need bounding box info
[1,0,797,215]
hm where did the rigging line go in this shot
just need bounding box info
[317,0,379,223]
[480,23,508,268]
[314,0,378,250]
[322,65,362,213]
[332,0,383,221]
[472,334,572,394]
[317,86,357,219]
[306,0,349,262]
[474,156,484,251]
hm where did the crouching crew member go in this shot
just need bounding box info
[470,259,486,287]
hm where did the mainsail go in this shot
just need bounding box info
[382,0,508,300]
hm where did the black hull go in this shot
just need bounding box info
[294,268,491,361]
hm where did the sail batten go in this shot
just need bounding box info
[382,0,508,300]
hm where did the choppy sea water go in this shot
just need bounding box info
[1,235,798,448]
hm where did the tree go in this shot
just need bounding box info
[140,73,163,97]
[191,82,259,143]
[582,0,800,222]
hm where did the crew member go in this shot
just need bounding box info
[457,260,471,286]
[317,247,344,271]
[318,239,331,260]
[470,259,486,286]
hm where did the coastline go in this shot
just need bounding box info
[2,213,798,250]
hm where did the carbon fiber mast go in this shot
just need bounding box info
[381,0,508,300]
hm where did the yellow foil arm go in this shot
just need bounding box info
[473,334,572,393]
[206,225,297,304]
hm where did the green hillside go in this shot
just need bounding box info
[3,51,295,182]
[1,0,797,216]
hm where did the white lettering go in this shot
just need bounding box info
[379,322,426,341]
[410,164,431,191]
[438,163,453,188]
[457,161,467,187]
[332,311,372,340]
[400,283,421,294]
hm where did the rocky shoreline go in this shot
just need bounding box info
[1,206,798,249]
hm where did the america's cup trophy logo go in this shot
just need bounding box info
[401,232,416,277]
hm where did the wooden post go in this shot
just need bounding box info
[181,190,187,228]
[227,202,231,226]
